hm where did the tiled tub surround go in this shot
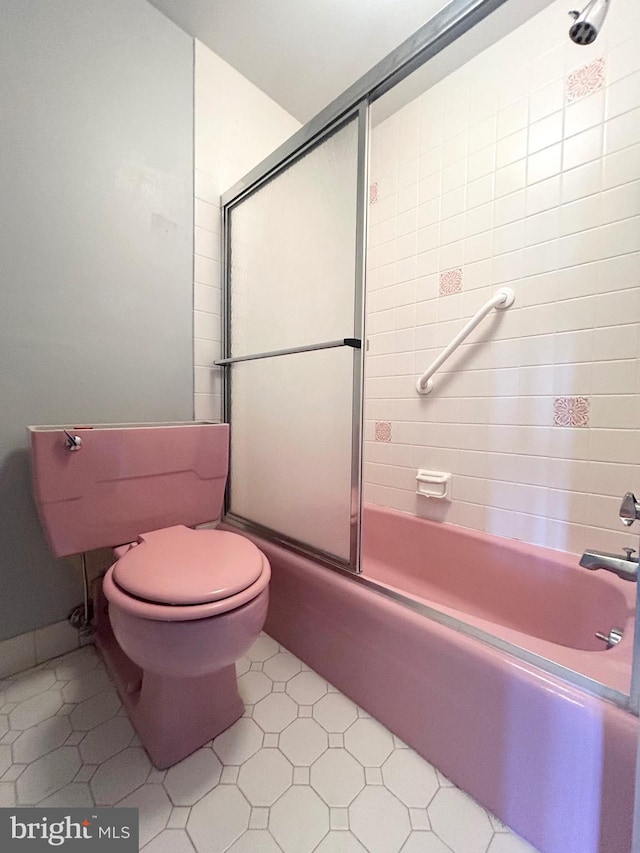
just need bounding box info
[258,530,638,853]
[0,639,536,853]
[365,0,640,555]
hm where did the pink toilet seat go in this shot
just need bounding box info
[103,526,270,622]
[113,525,264,605]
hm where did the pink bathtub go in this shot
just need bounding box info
[364,504,636,696]
[235,504,639,853]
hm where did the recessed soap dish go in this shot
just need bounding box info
[416,470,451,500]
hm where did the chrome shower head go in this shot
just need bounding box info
[568,0,611,44]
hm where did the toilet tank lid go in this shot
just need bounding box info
[112,526,264,606]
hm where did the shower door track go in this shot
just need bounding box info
[342,565,634,714]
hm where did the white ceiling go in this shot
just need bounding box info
[145,0,449,123]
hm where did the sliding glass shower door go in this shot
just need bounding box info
[220,109,367,570]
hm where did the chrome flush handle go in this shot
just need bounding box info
[620,492,640,527]
[63,430,82,452]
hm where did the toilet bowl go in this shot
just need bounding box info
[103,525,270,676]
[28,422,270,768]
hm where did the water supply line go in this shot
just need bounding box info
[415,287,515,395]
[68,552,94,639]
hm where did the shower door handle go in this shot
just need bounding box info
[214,338,361,366]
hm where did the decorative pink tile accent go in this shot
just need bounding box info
[374,421,392,443]
[369,183,379,205]
[553,397,590,428]
[566,58,605,103]
[439,268,463,296]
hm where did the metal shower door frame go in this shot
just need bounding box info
[220,103,369,573]
[218,0,516,573]
[218,0,523,574]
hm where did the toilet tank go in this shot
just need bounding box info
[28,422,229,558]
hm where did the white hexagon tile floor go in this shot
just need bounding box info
[0,633,539,853]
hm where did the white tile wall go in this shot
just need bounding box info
[365,0,640,555]
[193,43,300,422]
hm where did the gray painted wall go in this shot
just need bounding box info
[0,0,194,641]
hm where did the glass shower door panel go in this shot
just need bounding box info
[229,347,355,561]
[229,117,358,357]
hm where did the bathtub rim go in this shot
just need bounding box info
[222,513,636,715]
[344,559,633,709]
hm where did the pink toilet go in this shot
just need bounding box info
[28,422,270,768]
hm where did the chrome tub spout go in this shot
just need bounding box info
[579,548,638,582]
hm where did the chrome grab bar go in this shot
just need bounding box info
[416,287,515,395]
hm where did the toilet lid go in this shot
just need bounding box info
[112,525,264,605]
